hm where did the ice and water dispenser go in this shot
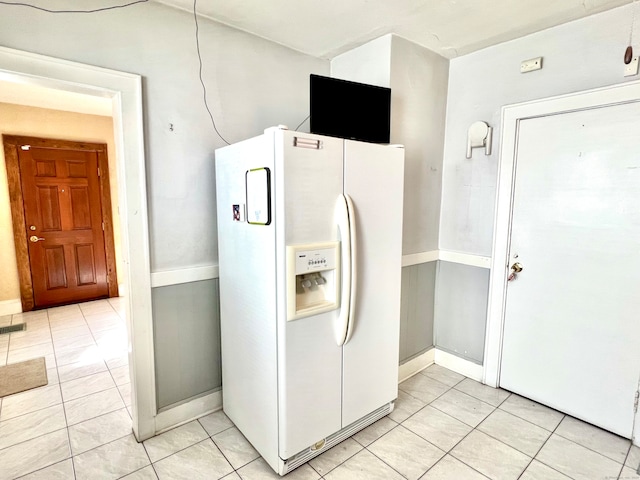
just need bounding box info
[286,242,340,321]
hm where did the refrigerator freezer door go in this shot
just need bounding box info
[275,131,344,458]
[215,133,280,469]
[341,140,405,427]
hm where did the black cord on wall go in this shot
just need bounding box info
[0,0,148,13]
[193,0,230,145]
[295,114,310,132]
[1,0,232,145]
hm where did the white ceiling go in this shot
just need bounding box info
[155,0,633,59]
[0,80,112,117]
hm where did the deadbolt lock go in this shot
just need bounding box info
[29,225,37,231]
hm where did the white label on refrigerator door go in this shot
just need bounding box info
[245,168,271,225]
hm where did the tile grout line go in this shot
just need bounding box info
[364,446,419,479]
[145,421,202,461]
[366,374,485,480]
[0,393,64,425]
[46,307,77,479]
[518,414,567,480]
[13,457,72,479]
[0,302,135,476]
[495,391,572,434]
[398,373,460,412]
[615,444,631,479]
[146,423,237,472]
[364,424,449,480]
[401,377,492,480]
[0,406,131,459]
[209,434,246,473]
[0,312,13,418]
[73,430,132,460]
[551,429,632,467]
[1,310,70,478]
[418,376,506,478]
[82,302,127,410]
[508,408,634,470]
[428,397,496,429]
[307,438,363,478]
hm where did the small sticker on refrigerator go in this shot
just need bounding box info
[232,204,245,222]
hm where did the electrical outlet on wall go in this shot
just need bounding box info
[624,57,639,77]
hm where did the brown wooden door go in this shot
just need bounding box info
[18,145,110,307]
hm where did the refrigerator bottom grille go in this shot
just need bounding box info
[280,401,395,475]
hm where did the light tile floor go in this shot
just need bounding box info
[0,304,639,480]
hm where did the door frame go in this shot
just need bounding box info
[3,135,119,310]
[484,80,640,402]
[0,46,156,441]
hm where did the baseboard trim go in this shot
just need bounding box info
[434,349,483,381]
[151,351,482,437]
[0,299,22,316]
[155,389,222,434]
[398,348,435,383]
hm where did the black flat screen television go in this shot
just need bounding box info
[309,74,391,144]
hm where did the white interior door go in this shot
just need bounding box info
[500,101,640,438]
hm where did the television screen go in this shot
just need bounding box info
[309,74,391,144]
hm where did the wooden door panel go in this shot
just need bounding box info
[36,186,62,231]
[75,244,98,285]
[70,187,92,229]
[35,159,56,177]
[67,160,87,178]
[44,246,67,289]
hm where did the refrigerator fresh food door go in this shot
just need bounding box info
[341,140,405,427]
[275,130,345,458]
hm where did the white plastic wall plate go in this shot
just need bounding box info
[521,57,543,73]
[624,57,639,77]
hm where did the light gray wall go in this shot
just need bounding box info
[0,1,328,272]
[399,262,436,363]
[437,3,636,363]
[331,35,449,254]
[330,35,392,88]
[434,262,488,364]
[152,279,221,410]
[0,1,329,408]
[390,36,448,255]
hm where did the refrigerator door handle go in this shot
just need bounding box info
[334,194,351,346]
[344,194,357,345]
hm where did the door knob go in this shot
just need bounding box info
[508,262,523,281]
[29,235,45,243]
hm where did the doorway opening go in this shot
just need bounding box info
[0,45,155,441]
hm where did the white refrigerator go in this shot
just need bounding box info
[215,127,404,475]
